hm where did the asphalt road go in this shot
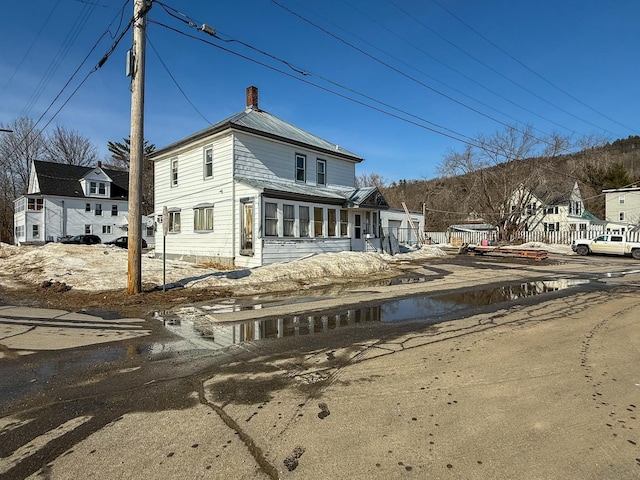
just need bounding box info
[1,254,640,479]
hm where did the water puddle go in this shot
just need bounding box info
[156,278,591,352]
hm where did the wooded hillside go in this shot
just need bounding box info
[379,135,640,231]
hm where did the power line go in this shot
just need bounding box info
[385,0,623,138]
[429,0,639,135]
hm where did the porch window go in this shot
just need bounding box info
[340,210,348,236]
[299,206,310,237]
[316,159,326,186]
[265,202,278,236]
[328,209,336,236]
[313,207,324,237]
[28,198,43,211]
[171,158,178,187]
[194,206,214,231]
[32,225,39,238]
[371,211,379,237]
[295,154,306,182]
[204,147,213,178]
[95,203,102,216]
[283,204,295,237]
[168,211,181,232]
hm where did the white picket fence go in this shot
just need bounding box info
[423,230,640,246]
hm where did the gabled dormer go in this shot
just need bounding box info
[80,164,113,198]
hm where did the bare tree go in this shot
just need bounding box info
[0,118,48,242]
[355,172,387,189]
[44,125,98,166]
[437,125,570,241]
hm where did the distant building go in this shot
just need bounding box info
[13,160,154,245]
[603,185,640,233]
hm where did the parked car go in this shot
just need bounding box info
[60,234,102,245]
[104,236,148,249]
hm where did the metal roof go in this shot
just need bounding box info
[236,176,352,203]
[150,107,364,162]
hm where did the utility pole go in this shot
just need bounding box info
[128,0,149,294]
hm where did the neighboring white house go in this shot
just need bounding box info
[13,160,155,245]
[510,181,604,233]
[603,185,640,233]
[151,86,401,268]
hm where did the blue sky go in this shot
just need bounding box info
[1,0,638,182]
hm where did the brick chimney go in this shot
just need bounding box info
[97,160,102,168]
[246,85,258,110]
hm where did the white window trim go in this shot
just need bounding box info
[295,153,306,183]
[316,159,326,186]
[171,158,179,187]
[203,146,213,179]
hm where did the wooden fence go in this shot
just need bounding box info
[423,230,640,246]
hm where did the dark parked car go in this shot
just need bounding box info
[104,236,147,249]
[60,234,102,245]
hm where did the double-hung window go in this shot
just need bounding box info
[111,205,118,216]
[32,225,39,238]
[204,147,213,178]
[313,207,324,237]
[90,182,97,194]
[295,154,306,182]
[194,205,214,231]
[168,211,181,232]
[98,182,106,195]
[328,209,336,236]
[171,158,179,187]
[85,203,91,212]
[264,202,278,236]
[340,210,348,236]
[620,212,625,221]
[95,203,102,216]
[283,204,295,237]
[316,159,326,186]
[299,206,310,237]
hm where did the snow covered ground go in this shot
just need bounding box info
[0,241,573,292]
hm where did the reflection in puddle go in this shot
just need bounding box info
[157,279,590,352]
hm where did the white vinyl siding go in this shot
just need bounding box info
[234,133,357,187]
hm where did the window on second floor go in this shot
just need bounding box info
[28,198,43,211]
[295,154,306,182]
[111,205,118,216]
[317,159,326,186]
[619,195,625,204]
[85,203,91,212]
[619,212,625,221]
[95,203,102,216]
[204,147,213,178]
[171,158,179,187]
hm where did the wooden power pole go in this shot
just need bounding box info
[127,0,149,294]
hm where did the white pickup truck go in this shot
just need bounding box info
[572,234,640,259]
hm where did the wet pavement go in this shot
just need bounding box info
[1,254,640,479]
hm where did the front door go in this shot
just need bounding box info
[240,201,254,256]
[351,213,364,251]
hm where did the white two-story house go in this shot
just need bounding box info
[151,86,393,268]
[603,185,640,233]
[13,160,154,245]
[510,181,604,233]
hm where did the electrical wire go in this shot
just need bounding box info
[385,0,622,137]
[146,34,212,125]
[429,0,638,135]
